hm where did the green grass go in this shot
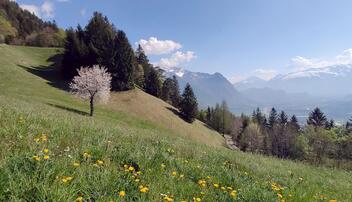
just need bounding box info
[0,44,351,201]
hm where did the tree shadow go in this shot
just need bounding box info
[18,53,69,91]
[46,103,89,116]
[165,106,194,123]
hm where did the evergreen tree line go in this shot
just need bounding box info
[200,104,352,168]
[62,12,199,123]
[0,0,65,47]
[198,101,235,134]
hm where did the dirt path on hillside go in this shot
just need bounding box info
[224,134,239,150]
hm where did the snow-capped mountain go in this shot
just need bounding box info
[235,64,352,97]
[162,67,250,110]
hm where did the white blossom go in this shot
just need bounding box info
[70,65,111,116]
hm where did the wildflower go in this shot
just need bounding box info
[197,179,206,187]
[213,183,219,188]
[193,197,201,202]
[299,177,303,181]
[184,160,188,163]
[32,155,40,161]
[139,185,149,193]
[61,176,73,184]
[119,191,126,197]
[206,176,211,179]
[75,196,83,202]
[41,134,48,142]
[161,163,166,168]
[43,155,50,160]
[137,171,142,175]
[135,179,140,182]
[73,162,80,167]
[43,148,49,153]
[221,186,226,191]
[230,190,237,198]
[179,174,184,178]
[83,152,91,158]
[163,195,174,202]
[128,166,134,171]
[277,193,283,199]
[227,186,233,190]
[200,191,205,195]
[96,160,104,166]
[329,200,337,202]
[172,171,177,176]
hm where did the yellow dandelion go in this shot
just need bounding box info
[83,152,91,158]
[96,160,104,166]
[139,186,149,193]
[200,191,205,195]
[128,166,134,171]
[41,134,48,142]
[179,174,184,178]
[172,171,177,176]
[277,193,283,199]
[73,162,80,167]
[137,171,142,175]
[135,179,140,182]
[43,148,49,153]
[329,200,337,202]
[32,155,41,161]
[43,155,50,160]
[75,196,83,202]
[163,196,174,202]
[161,163,166,168]
[213,183,219,188]
[119,190,126,197]
[230,190,237,198]
[193,197,201,202]
[227,186,233,190]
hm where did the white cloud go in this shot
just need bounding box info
[290,48,352,71]
[155,51,196,68]
[251,69,278,80]
[57,0,69,2]
[137,37,182,55]
[20,1,54,19]
[20,4,40,17]
[228,75,246,84]
[41,1,54,18]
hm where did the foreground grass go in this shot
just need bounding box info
[0,45,351,201]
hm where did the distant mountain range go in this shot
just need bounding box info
[162,65,352,123]
[235,64,352,97]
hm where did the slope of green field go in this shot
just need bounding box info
[0,45,351,201]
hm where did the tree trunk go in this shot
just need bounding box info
[90,96,94,116]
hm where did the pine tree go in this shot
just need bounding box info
[325,119,335,130]
[278,111,288,126]
[268,107,278,128]
[161,78,174,102]
[85,12,116,67]
[179,83,198,123]
[170,75,181,108]
[145,67,162,97]
[307,107,327,128]
[111,30,135,90]
[289,115,300,131]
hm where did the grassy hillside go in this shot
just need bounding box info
[0,45,351,201]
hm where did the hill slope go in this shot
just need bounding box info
[0,45,351,201]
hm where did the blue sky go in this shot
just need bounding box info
[14,0,352,83]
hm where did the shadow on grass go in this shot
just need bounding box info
[165,106,195,124]
[18,53,69,91]
[47,103,89,116]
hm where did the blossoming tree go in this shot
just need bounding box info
[70,65,112,116]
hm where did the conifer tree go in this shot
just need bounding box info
[180,83,198,123]
[170,75,181,108]
[85,12,116,67]
[289,115,300,132]
[145,67,162,97]
[278,111,288,126]
[268,107,278,128]
[111,30,135,90]
[307,107,327,128]
[161,78,174,102]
